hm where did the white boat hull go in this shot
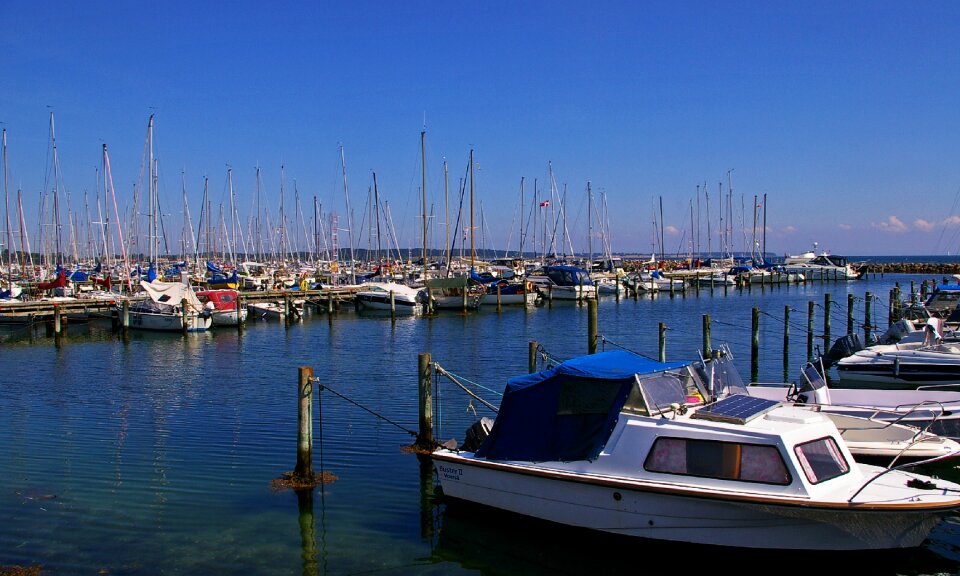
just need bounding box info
[129,310,212,332]
[536,285,598,301]
[480,292,537,306]
[434,454,944,550]
[210,308,247,326]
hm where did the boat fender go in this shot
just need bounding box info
[526,281,533,292]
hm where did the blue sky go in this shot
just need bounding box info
[2,1,959,259]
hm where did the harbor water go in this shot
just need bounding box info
[1,272,959,575]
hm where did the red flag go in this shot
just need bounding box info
[540,200,550,207]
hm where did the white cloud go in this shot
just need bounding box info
[782,225,797,234]
[872,216,908,233]
[914,218,935,232]
[944,215,960,226]
[664,225,680,236]
[839,223,852,231]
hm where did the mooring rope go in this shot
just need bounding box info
[432,363,500,412]
[311,376,420,439]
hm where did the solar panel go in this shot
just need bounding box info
[691,394,779,425]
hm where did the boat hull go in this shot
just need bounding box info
[433,453,945,550]
[354,294,423,315]
[128,310,212,332]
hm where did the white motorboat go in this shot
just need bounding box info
[782,253,862,281]
[834,338,960,389]
[531,265,598,301]
[353,281,426,315]
[699,347,960,461]
[478,281,538,307]
[425,276,485,311]
[432,350,960,551]
[247,298,303,320]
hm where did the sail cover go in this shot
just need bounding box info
[140,280,203,311]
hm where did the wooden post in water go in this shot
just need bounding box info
[587,298,598,354]
[847,294,855,335]
[823,293,831,354]
[864,291,873,344]
[496,283,502,311]
[528,340,538,373]
[390,290,396,320]
[284,294,291,324]
[418,353,434,449]
[702,314,711,357]
[237,294,245,333]
[807,300,815,362]
[783,305,790,382]
[658,322,666,362]
[751,307,760,382]
[294,366,315,483]
[122,299,130,337]
[53,303,62,335]
[181,298,189,335]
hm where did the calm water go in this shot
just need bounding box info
[2,273,959,575]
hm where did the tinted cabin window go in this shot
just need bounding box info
[645,437,790,485]
[794,437,849,484]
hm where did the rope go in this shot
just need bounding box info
[433,364,500,412]
[598,336,659,360]
[311,376,419,439]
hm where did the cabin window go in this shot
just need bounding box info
[645,437,791,485]
[794,437,849,484]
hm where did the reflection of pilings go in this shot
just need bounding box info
[296,488,318,576]
[417,453,436,540]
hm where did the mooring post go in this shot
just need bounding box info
[181,298,189,335]
[237,294,245,333]
[418,353,433,449]
[390,290,396,320]
[783,305,790,382]
[528,340,538,373]
[865,291,873,344]
[847,293,855,335]
[284,294,291,324]
[702,314,711,357]
[751,307,760,382]
[496,283,502,311]
[294,366,315,483]
[823,293,831,353]
[587,298,598,354]
[807,300,814,362]
[53,303,62,335]
[658,322,666,362]
[122,299,130,336]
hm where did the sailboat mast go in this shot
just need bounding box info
[587,181,592,270]
[518,176,524,261]
[421,129,428,284]
[469,148,475,268]
[443,158,449,272]
[2,129,14,279]
[340,145,355,284]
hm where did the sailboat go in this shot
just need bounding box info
[127,115,212,333]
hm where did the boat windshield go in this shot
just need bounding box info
[624,366,707,416]
[794,437,849,484]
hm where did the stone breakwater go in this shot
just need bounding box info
[857,263,960,275]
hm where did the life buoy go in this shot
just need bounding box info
[526,281,533,292]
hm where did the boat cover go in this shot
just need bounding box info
[140,280,204,311]
[475,351,689,462]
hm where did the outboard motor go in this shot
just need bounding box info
[824,333,865,366]
[461,417,494,452]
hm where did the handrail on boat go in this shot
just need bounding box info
[848,449,960,503]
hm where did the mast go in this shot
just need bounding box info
[103,144,131,292]
[2,129,14,280]
[587,181,592,270]
[659,195,665,264]
[421,129,428,284]
[443,158,449,273]
[469,148,475,268]
[228,167,236,264]
[340,145,355,284]
[518,177,524,261]
[49,112,64,267]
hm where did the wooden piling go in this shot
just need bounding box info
[418,353,434,448]
[496,283,502,311]
[702,314,711,357]
[181,298,189,335]
[587,298,598,354]
[865,291,873,344]
[807,300,814,362]
[237,294,245,333]
[751,307,760,382]
[847,294,854,335]
[823,293,831,353]
[294,366,315,483]
[528,340,538,373]
[390,290,396,320]
[783,305,790,382]
[658,322,666,362]
[122,299,130,337]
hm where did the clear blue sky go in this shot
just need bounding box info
[2,1,959,260]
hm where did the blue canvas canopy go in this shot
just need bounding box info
[542,265,594,287]
[475,351,690,462]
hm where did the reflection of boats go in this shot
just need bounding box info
[196,289,247,326]
[128,280,212,332]
[699,348,960,462]
[248,298,303,320]
[353,282,425,315]
[433,350,960,550]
